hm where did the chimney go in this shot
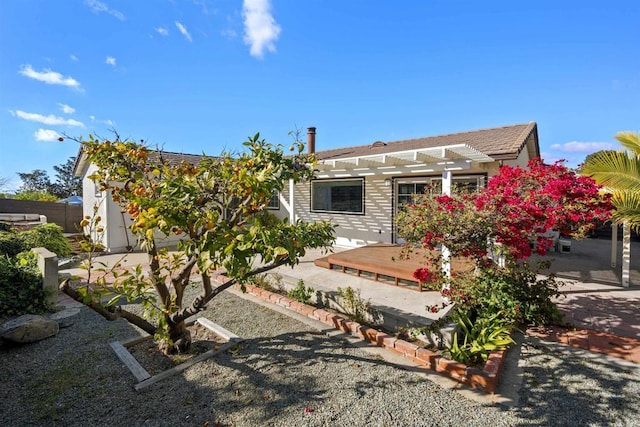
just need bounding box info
[307,127,316,154]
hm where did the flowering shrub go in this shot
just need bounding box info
[397,158,612,337]
[397,158,613,268]
[475,158,613,259]
[413,267,441,284]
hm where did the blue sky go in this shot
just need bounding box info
[1,0,639,192]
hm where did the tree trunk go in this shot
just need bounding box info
[158,319,192,355]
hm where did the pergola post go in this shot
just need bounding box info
[289,178,295,224]
[441,170,452,281]
[622,222,630,288]
[611,222,617,268]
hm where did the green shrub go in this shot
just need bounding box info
[20,223,72,257]
[336,286,377,325]
[249,273,284,293]
[446,262,562,326]
[0,231,27,257]
[448,310,515,367]
[287,279,314,304]
[13,191,58,202]
[0,252,51,317]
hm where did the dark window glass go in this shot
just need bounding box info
[312,179,363,214]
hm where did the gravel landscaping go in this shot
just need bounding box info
[1,288,639,426]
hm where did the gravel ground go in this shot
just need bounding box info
[1,288,639,427]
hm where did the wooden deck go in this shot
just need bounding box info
[314,243,474,292]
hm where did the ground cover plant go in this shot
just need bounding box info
[287,279,315,305]
[0,223,69,317]
[68,133,335,355]
[396,158,613,365]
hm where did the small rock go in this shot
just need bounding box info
[0,314,59,343]
[48,308,80,328]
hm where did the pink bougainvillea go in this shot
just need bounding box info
[397,158,613,277]
[413,267,439,284]
[474,158,612,259]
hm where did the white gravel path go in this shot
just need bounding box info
[1,289,638,426]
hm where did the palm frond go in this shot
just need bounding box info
[581,150,640,191]
[615,131,640,156]
[611,190,640,232]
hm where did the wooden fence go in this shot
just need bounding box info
[0,199,83,233]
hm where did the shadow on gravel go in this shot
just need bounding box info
[182,330,425,425]
[510,339,640,426]
[555,293,640,339]
[0,309,423,426]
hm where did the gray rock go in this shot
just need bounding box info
[48,308,80,328]
[0,314,59,343]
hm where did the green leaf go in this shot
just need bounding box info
[273,246,288,257]
[106,294,123,307]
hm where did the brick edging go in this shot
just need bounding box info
[232,280,506,394]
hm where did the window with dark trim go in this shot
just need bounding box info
[267,190,280,210]
[311,179,364,214]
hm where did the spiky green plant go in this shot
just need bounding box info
[582,131,640,231]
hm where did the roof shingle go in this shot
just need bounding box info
[314,122,538,161]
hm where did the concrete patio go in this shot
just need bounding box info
[60,236,640,339]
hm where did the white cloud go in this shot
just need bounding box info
[70,54,79,61]
[193,0,213,15]
[103,119,115,126]
[175,21,193,42]
[34,129,63,141]
[84,0,125,21]
[58,103,75,114]
[90,115,96,121]
[106,56,117,66]
[550,141,614,153]
[155,27,169,36]
[19,65,81,89]
[12,110,85,127]
[242,0,281,58]
[221,28,238,39]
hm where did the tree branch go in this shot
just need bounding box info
[227,195,253,227]
[171,256,197,307]
[170,257,291,323]
[113,307,156,335]
[148,243,171,308]
[59,279,156,335]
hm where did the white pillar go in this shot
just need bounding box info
[611,222,617,268]
[289,178,295,224]
[441,170,452,280]
[442,170,452,197]
[622,222,630,288]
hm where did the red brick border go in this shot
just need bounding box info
[236,281,507,394]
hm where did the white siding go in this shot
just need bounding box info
[275,176,394,248]
[273,158,542,248]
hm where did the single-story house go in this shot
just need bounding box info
[270,122,539,247]
[73,122,540,253]
[73,151,204,253]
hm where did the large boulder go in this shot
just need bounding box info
[0,314,59,343]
